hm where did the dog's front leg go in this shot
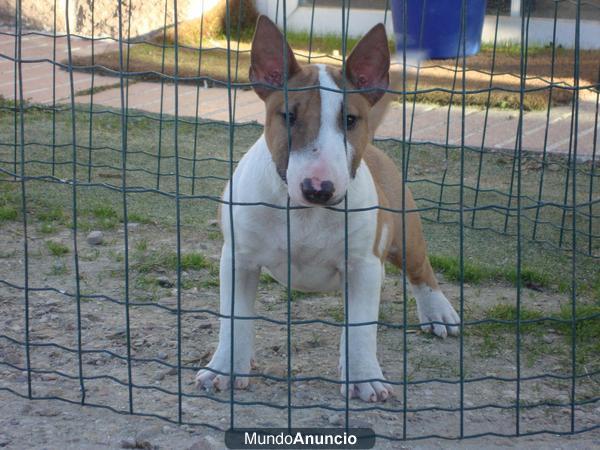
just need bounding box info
[195,245,259,391]
[338,258,392,403]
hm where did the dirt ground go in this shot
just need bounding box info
[1,216,599,449]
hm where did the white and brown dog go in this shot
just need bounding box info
[196,16,460,403]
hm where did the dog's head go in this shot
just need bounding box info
[249,15,390,206]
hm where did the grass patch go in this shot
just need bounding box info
[46,240,70,256]
[260,273,277,284]
[48,262,69,276]
[199,278,219,289]
[472,303,599,368]
[0,183,19,222]
[90,205,118,219]
[429,254,554,291]
[279,289,314,302]
[133,249,213,273]
[326,305,344,323]
[555,303,600,367]
[0,205,18,222]
[37,207,64,222]
[127,212,154,224]
[479,304,545,333]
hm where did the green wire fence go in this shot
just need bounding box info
[0,0,599,443]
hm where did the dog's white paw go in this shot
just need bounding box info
[411,284,460,338]
[338,357,393,403]
[195,352,254,392]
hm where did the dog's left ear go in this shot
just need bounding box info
[345,24,390,105]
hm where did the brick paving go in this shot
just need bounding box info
[1,30,598,160]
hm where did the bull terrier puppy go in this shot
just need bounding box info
[196,16,460,402]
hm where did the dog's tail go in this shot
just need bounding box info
[368,50,427,141]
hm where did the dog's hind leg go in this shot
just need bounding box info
[195,245,260,391]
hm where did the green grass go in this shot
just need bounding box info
[478,304,545,333]
[127,212,154,225]
[48,262,69,276]
[326,305,344,323]
[46,240,70,256]
[90,205,118,219]
[556,303,600,366]
[429,254,553,290]
[279,289,314,302]
[0,183,19,222]
[260,273,278,284]
[471,303,600,368]
[199,278,219,289]
[0,205,17,222]
[133,249,214,273]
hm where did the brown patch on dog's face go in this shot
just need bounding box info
[263,66,321,180]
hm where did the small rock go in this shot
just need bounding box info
[135,426,162,449]
[120,438,137,448]
[35,407,60,417]
[40,374,57,381]
[0,434,10,448]
[264,364,286,379]
[156,276,174,288]
[154,372,166,381]
[197,322,212,330]
[167,367,178,376]
[13,374,28,383]
[294,390,310,400]
[157,351,168,360]
[350,419,371,428]
[328,414,343,426]
[187,435,219,450]
[127,222,139,230]
[207,220,219,228]
[542,335,553,344]
[86,231,104,245]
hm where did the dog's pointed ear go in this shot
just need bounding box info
[249,15,300,100]
[345,23,390,105]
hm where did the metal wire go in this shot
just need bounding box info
[0,0,599,443]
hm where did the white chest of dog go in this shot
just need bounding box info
[196,16,460,403]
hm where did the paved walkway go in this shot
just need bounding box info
[1,30,598,160]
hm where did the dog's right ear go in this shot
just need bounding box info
[249,15,300,100]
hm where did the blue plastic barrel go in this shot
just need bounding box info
[391,0,487,59]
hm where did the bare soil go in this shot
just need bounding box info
[1,218,599,449]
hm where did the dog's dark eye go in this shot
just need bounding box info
[281,111,296,127]
[345,114,357,130]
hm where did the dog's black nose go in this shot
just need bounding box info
[301,178,335,204]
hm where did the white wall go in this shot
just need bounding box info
[255,2,600,50]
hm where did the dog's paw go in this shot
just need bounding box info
[340,380,394,403]
[195,370,250,391]
[412,284,460,338]
[338,358,393,403]
[195,353,255,392]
